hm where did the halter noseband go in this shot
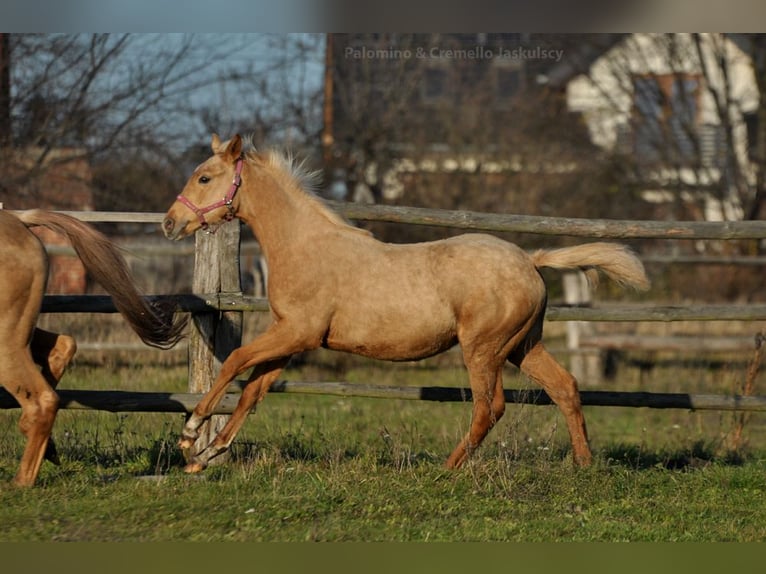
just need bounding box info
[176,156,244,233]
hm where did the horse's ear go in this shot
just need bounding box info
[210,133,222,152]
[225,134,243,161]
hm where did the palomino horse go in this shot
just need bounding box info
[0,209,186,486]
[162,134,649,473]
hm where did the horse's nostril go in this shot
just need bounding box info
[163,218,174,231]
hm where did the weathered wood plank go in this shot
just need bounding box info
[545,304,766,322]
[39,295,766,322]
[580,335,759,353]
[40,294,268,314]
[328,201,766,239]
[3,384,766,413]
[20,207,766,239]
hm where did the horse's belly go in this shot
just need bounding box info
[327,336,458,362]
[324,312,457,362]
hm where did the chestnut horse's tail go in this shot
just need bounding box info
[18,209,187,349]
[530,242,650,291]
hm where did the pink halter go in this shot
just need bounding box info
[176,156,244,232]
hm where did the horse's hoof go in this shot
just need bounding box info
[183,461,206,474]
[178,436,196,451]
[574,454,593,468]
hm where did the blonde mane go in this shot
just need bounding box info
[244,143,371,238]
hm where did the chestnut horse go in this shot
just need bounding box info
[162,134,649,473]
[1,209,186,486]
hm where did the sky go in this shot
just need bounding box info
[153,34,326,141]
[7,33,327,151]
[1,1,323,33]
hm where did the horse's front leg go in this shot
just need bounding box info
[178,345,255,453]
[178,322,318,466]
[184,358,287,473]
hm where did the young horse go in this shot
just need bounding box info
[0,209,186,486]
[162,134,649,473]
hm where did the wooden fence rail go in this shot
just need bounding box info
[3,206,766,424]
[3,383,766,413]
[31,205,766,239]
[39,294,766,322]
[331,202,766,240]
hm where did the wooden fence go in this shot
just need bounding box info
[3,205,766,432]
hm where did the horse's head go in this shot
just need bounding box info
[162,133,244,240]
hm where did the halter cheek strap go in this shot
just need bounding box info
[176,156,244,232]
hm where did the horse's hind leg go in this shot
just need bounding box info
[30,328,77,464]
[31,328,77,386]
[3,360,60,487]
[445,355,506,469]
[183,358,288,473]
[513,342,592,466]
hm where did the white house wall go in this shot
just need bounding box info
[566,33,758,156]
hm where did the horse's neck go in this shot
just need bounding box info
[239,170,334,263]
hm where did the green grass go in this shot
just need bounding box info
[1,355,766,541]
[3,451,765,542]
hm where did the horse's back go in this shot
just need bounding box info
[330,231,545,316]
[0,210,47,270]
[417,233,545,302]
[0,211,48,346]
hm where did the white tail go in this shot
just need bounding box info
[530,242,650,291]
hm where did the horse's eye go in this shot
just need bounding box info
[198,175,210,184]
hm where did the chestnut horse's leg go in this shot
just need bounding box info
[30,329,77,465]
[445,344,507,469]
[180,321,317,459]
[31,328,78,386]
[515,342,592,466]
[0,261,60,486]
[183,358,288,473]
[3,357,60,487]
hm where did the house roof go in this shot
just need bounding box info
[535,34,628,89]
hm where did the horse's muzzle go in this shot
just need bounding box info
[162,216,187,240]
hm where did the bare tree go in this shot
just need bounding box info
[326,34,637,249]
[571,33,765,224]
[739,34,766,221]
[326,33,427,204]
[566,33,766,300]
[1,33,295,207]
[197,34,325,153]
[0,33,10,148]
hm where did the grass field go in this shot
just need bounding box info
[1,347,766,542]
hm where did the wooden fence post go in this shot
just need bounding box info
[563,271,602,386]
[187,220,243,462]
